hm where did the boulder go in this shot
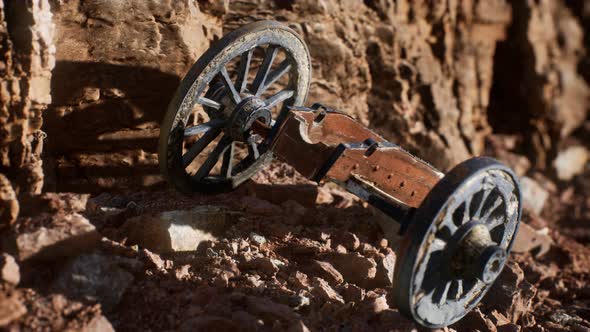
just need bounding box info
[309,260,343,285]
[0,293,26,327]
[249,233,267,246]
[340,283,365,303]
[121,206,236,253]
[140,249,166,271]
[362,292,389,313]
[553,146,589,181]
[372,250,396,288]
[325,252,377,287]
[241,257,280,276]
[52,253,138,312]
[84,315,115,332]
[0,254,19,286]
[520,177,549,215]
[336,232,360,251]
[311,277,344,304]
[512,223,552,257]
[289,271,310,290]
[0,175,18,230]
[3,212,100,261]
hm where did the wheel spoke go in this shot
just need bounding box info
[193,135,232,180]
[487,216,504,230]
[197,97,222,110]
[481,196,503,222]
[265,89,294,108]
[184,119,226,137]
[455,279,463,300]
[462,279,477,293]
[220,141,235,178]
[430,238,446,252]
[182,128,221,168]
[474,187,493,219]
[443,217,458,234]
[252,45,278,96]
[235,49,253,94]
[435,281,451,305]
[220,66,241,104]
[231,157,251,176]
[415,288,435,311]
[259,59,291,94]
[422,250,443,287]
[248,141,260,159]
[462,195,472,224]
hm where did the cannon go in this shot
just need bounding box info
[158,21,522,328]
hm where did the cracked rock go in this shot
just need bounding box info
[325,252,377,287]
[311,277,344,304]
[484,262,537,323]
[363,292,389,313]
[3,212,100,261]
[309,260,343,285]
[372,249,396,288]
[241,257,279,276]
[289,271,310,290]
[340,283,365,303]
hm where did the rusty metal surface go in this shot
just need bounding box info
[270,107,443,208]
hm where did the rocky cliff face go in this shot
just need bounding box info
[2,0,585,193]
[1,2,590,331]
[490,0,590,169]
[0,0,54,227]
[43,0,222,191]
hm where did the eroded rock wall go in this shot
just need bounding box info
[225,0,511,171]
[490,0,590,169]
[0,0,54,226]
[41,0,589,191]
[44,0,223,191]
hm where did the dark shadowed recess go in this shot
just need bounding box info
[487,1,540,154]
[43,61,181,192]
[488,0,590,168]
[487,1,558,169]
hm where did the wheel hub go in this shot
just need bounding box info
[450,222,507,284]
[226,96,272,141]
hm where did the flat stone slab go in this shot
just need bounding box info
[121,206,239,253]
